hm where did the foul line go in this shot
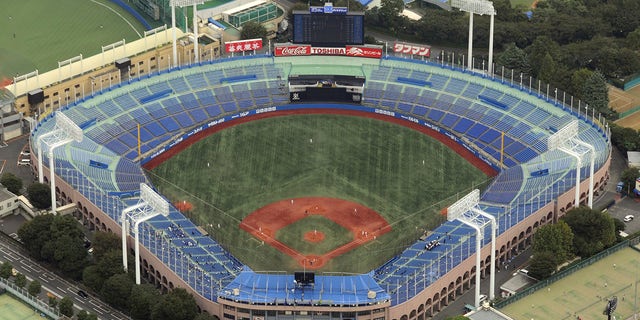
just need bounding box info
[90,0,142,38]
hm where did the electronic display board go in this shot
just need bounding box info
[292,10,364,47]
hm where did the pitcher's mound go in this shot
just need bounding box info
[304,230,325,243]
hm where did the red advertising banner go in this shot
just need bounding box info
[274,45,312,56]
[274,45,381,58]
[393,42,431,57]
[345,46,382,58]
[225,39,263,53]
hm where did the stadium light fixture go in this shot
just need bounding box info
[170,0,205,67]
[121,183,170,284]
[35,112,83,214]
[447,189,495,306]
[547,120,595,208]
[451,0,496,74]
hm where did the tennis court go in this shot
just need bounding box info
[501,247,640,320]
[0,0,146,80]
[0,294,48,320]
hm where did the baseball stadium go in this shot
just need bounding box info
[10,5,611,320]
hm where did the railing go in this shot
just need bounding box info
[0,277,60,319]
[493,237,638,309]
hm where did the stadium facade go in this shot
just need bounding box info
[27,54,610,320]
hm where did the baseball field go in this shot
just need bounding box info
[148,114,491,273]
[0,0,146,82]
[501,247,640,320]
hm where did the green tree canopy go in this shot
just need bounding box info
[129,284,161,320]
[82,265,105,293]
[240,21,267,41]
[59,296,74,317]
[1,172,22,195]
[529,251,558,279]
[621,167,640,196]
[101,273,134,310]
[28,280,42,296]
[151,288,198,320]
[18,213,54,260]
[581,70,611,118]
[27,182,51,209]
[92,231,122,262]
[54,234,89,279]
[562,206,616,257]
[14,273,26,288]
[0,261,12,279]
[496,43,531,76]
[532,221,574,265]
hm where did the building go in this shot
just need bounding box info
[0,184,20,218]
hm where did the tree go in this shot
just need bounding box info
[18,213,54,260]
[581,70,611,118]
[92,232,122,261]
[0,261,12,279]
[151,288,198,320]
[496,43,530,76]
[26,182,51,209]
[54,234,89,279]
[528,251,558,279]
[14,273,27,288]
[621,167,640,196]
[48,296,58,308]
[0,172,22,195]
[194,314,219,320]
[59,296,74,317]
[532,221,574,265]
[240,21,267,41]
[537,52,557,84]
[129,284,161,320]
[379,0,404,25]
[100,273,134,310]
[28,280,42,296]
[562,206,616,257]
[83,265,106,293]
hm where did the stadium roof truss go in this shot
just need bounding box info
[36,112,83,214]
[547,120,595,208]
[447,189,497,306]
[121,183,170,284]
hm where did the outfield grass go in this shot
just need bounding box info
[500,247,640,320]
[0,0,146,80]
[148,114,490,273]
[0,294,47,320]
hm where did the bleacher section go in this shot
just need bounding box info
[30,54,610,308]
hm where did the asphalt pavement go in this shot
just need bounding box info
[0,230,129,319]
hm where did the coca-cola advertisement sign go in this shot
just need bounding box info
[393,42,431,57]
[274,45,312,56]
[225,39,263,53]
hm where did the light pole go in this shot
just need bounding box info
[170,0,205,67]
[451,0,496,73]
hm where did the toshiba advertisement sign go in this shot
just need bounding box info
[274,45,381,58]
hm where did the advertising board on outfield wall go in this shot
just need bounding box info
[225,39,263,53]
[274,45,382,58]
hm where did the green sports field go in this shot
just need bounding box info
[0,294,48,320]
[500,247,640,320]
[148,114,491,273]
[0,0,146,80]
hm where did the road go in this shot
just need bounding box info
[0,234,129,320]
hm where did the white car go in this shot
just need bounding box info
[624,215,634,222]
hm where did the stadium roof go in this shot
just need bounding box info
[219,270,390,306]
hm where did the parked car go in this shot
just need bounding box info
[77,290,88,299]
[624,215,634,222]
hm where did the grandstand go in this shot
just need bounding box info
[29,53,610,319]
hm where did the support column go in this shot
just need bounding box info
[467,13,474,70]
[488,13,494,75]
[171,4,177,68]
[193,3,199,64]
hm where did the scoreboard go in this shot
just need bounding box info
[292,8,364,47]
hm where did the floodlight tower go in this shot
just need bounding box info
[121,183,170,284]
[547,120,596,208]
[451,0,496,74]
[447,189,496,306]
[35,112,83,213]
[170,0,205,67]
